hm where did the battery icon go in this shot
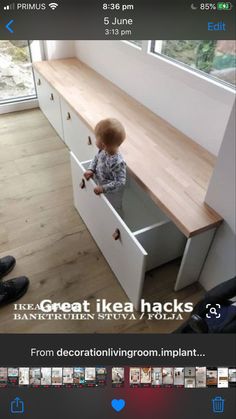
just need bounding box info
[217,2,232,10]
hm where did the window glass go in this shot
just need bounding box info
[151,40,236,87]
[0,40,37,103]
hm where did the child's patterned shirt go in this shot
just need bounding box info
[89,149,126,193]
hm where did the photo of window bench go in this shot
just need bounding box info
[33,58,223,310]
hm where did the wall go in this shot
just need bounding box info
[44,41,75,60]
[74,40,235,156]
[74,40,235,290]
[200,103,236,290]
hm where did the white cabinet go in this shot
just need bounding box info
[34,70,64,139]
[61,99,96,162]
[71,152,186,309]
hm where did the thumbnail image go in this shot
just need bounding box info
[229,368,236,387]
[85,368,96,386]
[140,368,152,387]
[74,368,85,386]
[174,368,184,387]
[184,367,196,388]
[0,368,8,388]
[19,368,30,386]
[63,368,74,386]
[162,368,174,387]
[52,368,63,386]
[196,367,207,388]
[41,368,52,386]
[151,368,162,387]
[206,368,217,387]
[112,367,125,387]
[129,368,141,387]
[96,367,107,387]
[218,367,229,388]
[30,368,41,387]
[8,368,19,387]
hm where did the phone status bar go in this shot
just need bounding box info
[1,0,236,39]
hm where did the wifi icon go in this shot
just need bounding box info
[49,2,58,10]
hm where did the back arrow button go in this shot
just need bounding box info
[6,19,14,33]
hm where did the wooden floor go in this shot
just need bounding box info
[0,109,204,333]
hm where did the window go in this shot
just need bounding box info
[127,40,142,49]
[151,40,236,87]
[0,40,37,104]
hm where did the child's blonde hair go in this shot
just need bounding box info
[95,118,126,147]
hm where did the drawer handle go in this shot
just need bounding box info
[37,78,41,86]
[66,112,71,120]
[88,136,92,145]
[80,179,86,189]
[50,93,54,101]
[112,229,120,241]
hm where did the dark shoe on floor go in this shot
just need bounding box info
[0,256,16,280]
[0,276,29,307]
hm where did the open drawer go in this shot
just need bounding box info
[70,152,186,309]
[61,99,97,162]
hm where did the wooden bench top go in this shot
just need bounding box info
[34,58,223,238]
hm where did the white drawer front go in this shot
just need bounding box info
[70,152,147,310]
[62,100,96,162]
[34,71,63,139]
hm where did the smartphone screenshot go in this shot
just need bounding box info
[207,367,218,388]
[73,367,85,387]
[229,368,236,387]
[112,367,125,388]
[62,367,74,388]
[0,1,235,418]
[40,367,51,387]
[0,368,8,388]
[151,367,163,387]
[196,366,207,388]
[7,368,19,388]
[218,367,229,388]
[19,368,29,387]
[174,367,185,387]
[51,367,63,387]
[29,367,41,388]
[184,367,196,388]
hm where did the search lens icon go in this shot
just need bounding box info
[210,307,217,316]
[206,304,221,319]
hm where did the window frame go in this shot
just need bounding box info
[150,40,236,90]
[123,40,142,49]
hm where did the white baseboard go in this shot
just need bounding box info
[0,99,39,115]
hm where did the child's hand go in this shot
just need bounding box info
[94,185,104,195]
[84,170,94,180]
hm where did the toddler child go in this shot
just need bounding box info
[84,118,126,214]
